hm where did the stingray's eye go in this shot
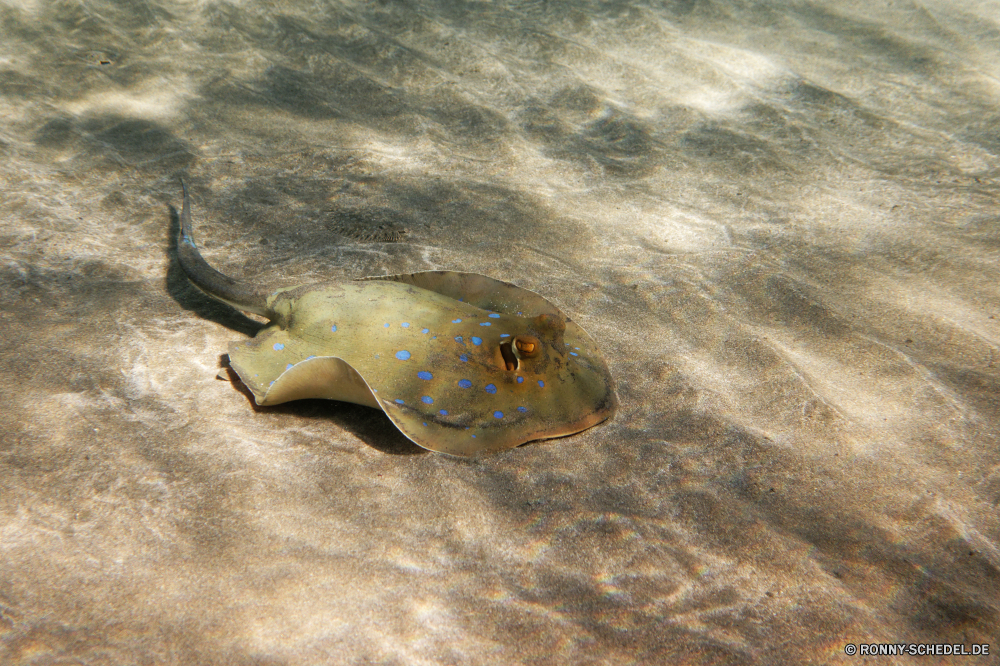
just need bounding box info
[514,335,541,358]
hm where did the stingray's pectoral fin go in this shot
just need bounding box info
[228,343,379,409]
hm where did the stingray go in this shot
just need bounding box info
[175,181,617,456]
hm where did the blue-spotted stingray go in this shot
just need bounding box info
[176,181,617,456]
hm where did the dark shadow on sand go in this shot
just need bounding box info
[222,361,424,456]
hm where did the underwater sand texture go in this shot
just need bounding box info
[1,0,998,664]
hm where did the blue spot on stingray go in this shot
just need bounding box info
[517,406,527,413]
[575,347,580,350]
[269,380,274,386]
[384,323,390,328]
[395,350,411,360]
[285,363,294,371]
[395,399,405,404]
[458,379,472,389]
[439,409,449,416]
[517,311,523,315]
[538,380,545,387]
[421,396,434,404]
[331,325,337,332]
[471,434,477,438]
[516,376,524,384]
[500,333,510,338]
[422,328,429,334]
[401,322,410,328]
[432,336,437,340]
[306,355,316,360]
[471,337,482,345]
[459,354,469,362]
[423,422,427,426]
[489,313,500,318]
[493,410,503,419]
[273,343,284,351]
[418,371,433,380]
[570,352,579,356]
[454,336,464,344]
[480,322,491,327]
[452,318,462,323]
[485,384,497,394]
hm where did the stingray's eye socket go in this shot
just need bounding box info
[514,335,541,358]
[499,341,518,371]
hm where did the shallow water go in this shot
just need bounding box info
[1,0,998,663]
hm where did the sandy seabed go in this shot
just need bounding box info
[1,0,998,663]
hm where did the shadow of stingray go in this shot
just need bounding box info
[220,360,424,456]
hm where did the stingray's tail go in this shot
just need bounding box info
[177,179,274,318]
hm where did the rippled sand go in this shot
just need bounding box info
[1,0,997,663]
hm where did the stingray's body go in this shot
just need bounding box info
[176,182,616,456]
